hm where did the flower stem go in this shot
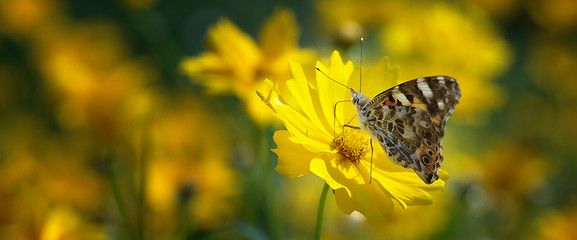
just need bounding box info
[314,182,330,240]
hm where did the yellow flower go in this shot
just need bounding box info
[33,21,156,142]
[0,0,63,38]
[269,51,447,220]
[40,206,106,240]
[527,0,577,32]
[0,115,108,239]
[468,0,520,19]
[181,8,316,125]
[379,2,511,124]
[314,0,403,45]
[537,205,577,240]
[146,96,239,231]
[476,143,550,213]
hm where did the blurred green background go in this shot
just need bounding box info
[1,0,577,239]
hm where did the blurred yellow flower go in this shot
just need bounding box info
[469,0,521,19]
[268,51,447,220]
[315,0,402,45]
[181,8,316,125]
[380,2,511,124]
[465,143,551,213]
[146,96,239,233]
[33,21,156,142]
[0,0,63,38]
[537,205,577,240]
[40,206,106,240]
[0,115,108,239]
[528,37,577,102]
[483,144,550,205]
[527,0,577,32]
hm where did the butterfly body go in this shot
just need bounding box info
[351,76,461,184]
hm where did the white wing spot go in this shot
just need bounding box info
[417,79,434,99]
[438,101,445,110]
[437,76,444,80]
[418,120,430,128]
[394,93,410,105]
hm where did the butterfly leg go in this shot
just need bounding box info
[333,100,352,136]
[369,138,373,184]
[343,124,360,129]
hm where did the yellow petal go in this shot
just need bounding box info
[273,130,313,178]
[311,154,395,219]
[287,61,333,136]
[206,18,261,91]
[181,53,231,93]
[348,56,401,99]
[309,157,348,191]
[334,188,356,215]
[370,155,445,208]
[259,8,299,61]
[332,170,395,220]
[275,104,333,153]
[315,51,355,130]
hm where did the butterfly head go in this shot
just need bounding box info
[350,88,370,108]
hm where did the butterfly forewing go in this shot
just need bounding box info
[353,76,461,184]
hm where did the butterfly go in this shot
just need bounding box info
[350,76,461,184]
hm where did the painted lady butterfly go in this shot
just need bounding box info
[351,76,461,184]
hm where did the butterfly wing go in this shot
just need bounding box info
[369,76,461,136]
[364,105,443,184]
[358,76,461,184]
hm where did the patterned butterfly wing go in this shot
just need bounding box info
[354,76,461,184]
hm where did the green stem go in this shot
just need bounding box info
[107,150,135,240]
[314,182,330,240]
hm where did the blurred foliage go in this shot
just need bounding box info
[0,0,576,239]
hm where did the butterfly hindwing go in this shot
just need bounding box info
[362,104,442,183]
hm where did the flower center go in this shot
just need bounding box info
[332,128,370,163]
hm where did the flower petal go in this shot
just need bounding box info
[370,154,446,208]
[315,51,355,130]
[259,8,298,61]
[348,56,401,99]
[333,172,395,220]
[275,104,333,153]
[181,53,232,93]
[311,154,395,220]
[206,18,261,79]
[273,130,313,178]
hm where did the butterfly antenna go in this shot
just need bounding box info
[360,37,363,93]
[315,66,351,89]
